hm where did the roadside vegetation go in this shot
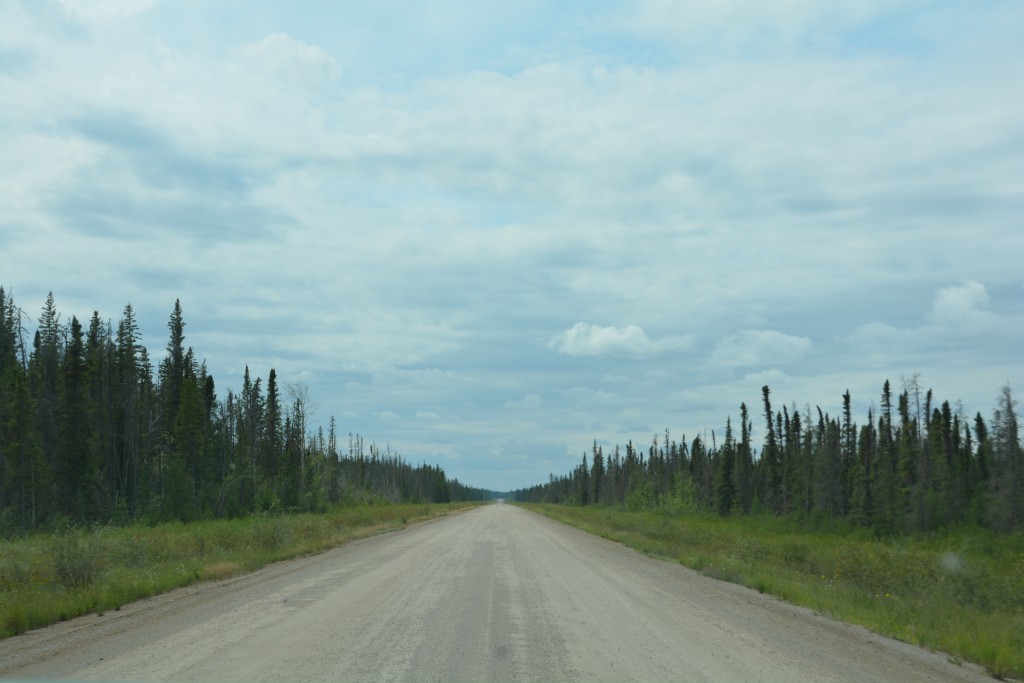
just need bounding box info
[0,502,478,639]
[0,290,490,535]
[0,291,495,643]
[526,504,1024,679]
[514,377,1022,676]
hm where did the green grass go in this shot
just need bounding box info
[524,504,1024,679]
[0,502,480,639]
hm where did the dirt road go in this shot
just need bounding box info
[0,503,991,682]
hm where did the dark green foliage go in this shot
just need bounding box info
[714,419,735,515]
[0,289,487,535]
[761,386,781,514]
[515,380,1023,535]
[57,316,97,522]
[988,385,1023,531]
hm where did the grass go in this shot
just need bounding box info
[524,504,1024,680]
[0,502,480,639]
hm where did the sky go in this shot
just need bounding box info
[2,0,1022,492]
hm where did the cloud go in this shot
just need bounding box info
[236,33,341,91]
[853,281,1009,356]
[850,322,907,351]
[712,330,811,367]
[2,1,1022,491]
[548,323,693,359]
[928,280,999,333]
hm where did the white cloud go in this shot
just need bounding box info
[712,330,811,367]
[548,323,693,359]
[235,33,341,91]
[852,281,1009,357]
[928,280,999,333]
[850,322,909,352]
[2,1,1022,490]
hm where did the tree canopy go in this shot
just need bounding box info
[0,288,487,534]
[514,382,1023,534]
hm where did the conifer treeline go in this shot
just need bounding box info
[514,381,1023,533]
[0,289,487,534]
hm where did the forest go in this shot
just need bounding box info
[3,285,1020,537]
[514,380,1023,534]
[0,288,488,535]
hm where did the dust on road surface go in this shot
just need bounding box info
[0,503,993,682]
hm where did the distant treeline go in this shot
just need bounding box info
[514,381,1023,534]
[0,288,489,535]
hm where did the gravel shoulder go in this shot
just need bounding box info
[0,503,994,682]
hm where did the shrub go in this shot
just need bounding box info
[51,533,104,588]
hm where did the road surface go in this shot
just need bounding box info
[0,503,992,682]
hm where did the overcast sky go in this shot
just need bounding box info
[2,0,1022,491]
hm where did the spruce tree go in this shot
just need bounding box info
[841,391,856,515]
[761,386,780,513]
[32,293,61,509]
[874,380,898,532]
[715,418,735,515]
[736,403,753,513]
[114,304,147,519]
[264,369,282,481]
[590,441,605,505]
[58,316,96,521]
[2,371,50,529]
[158,299,186,435]
[989,385,1022,530]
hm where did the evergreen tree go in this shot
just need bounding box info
[57,316,99,521]
[114,303,149,519]
[781,405,801,515]
[86,311,115,520]
[238,366,264,510]
[590,441,605,505]
[849,415,875,526]
[761,386,781,514]
[264,368,282,483]
[988,385,1023,530]
[715,418,735,515]
[0,287,25,375]
[326,416,340,505]
[736,403,753,513]
[576,452,590,505]
[158,299,187,434]
[169,371,204,520]
[813,407,842,520]
[31,292,61,514]
[874,380,898,532]
[841,391,856,516]
[1,371,50,529]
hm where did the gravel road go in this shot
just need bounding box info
[0,503,993,682]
